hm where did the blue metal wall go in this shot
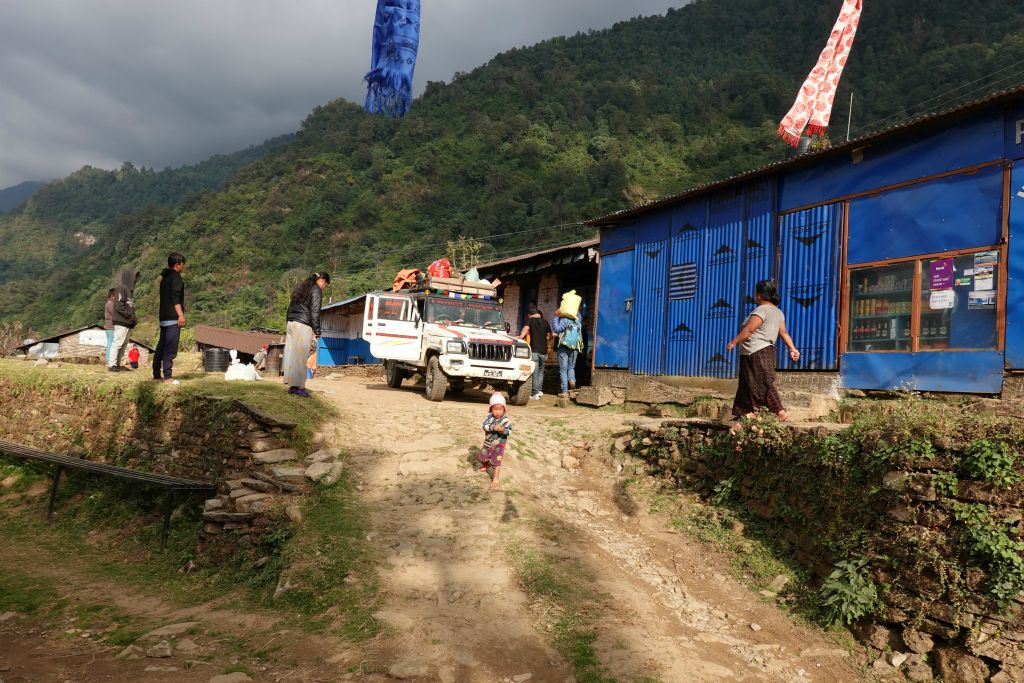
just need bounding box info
[1007,162,1024,368]
[1005,103,1024,160]
[594,249,634,369]
[741,178,775,312]
[629,211,671,374]
[778,204,842,370]
[666,199,709,375]
[697,189,745,378]
[847,166,1004,264]
[780,105,1006,211]
[318,336,379,366]
[842,352,1004,394]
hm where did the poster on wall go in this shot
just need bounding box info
[78,329,108,346]
[974,250,998,291]
[968,290,997,309]
[929,258,954,290]
[929,290,955,310]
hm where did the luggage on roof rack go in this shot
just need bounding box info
[417,276,500,297]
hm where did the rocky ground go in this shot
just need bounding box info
[314,373,865,682]
[0,372,869,682]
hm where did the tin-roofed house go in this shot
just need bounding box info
[476,238,599,391]
[587,86,1024,399]
[15,325,153,365]
[318,295,380,366]
[192,325,284,365]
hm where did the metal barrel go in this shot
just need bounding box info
[203,348,231,373]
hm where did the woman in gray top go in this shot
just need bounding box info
[726,280,800,422]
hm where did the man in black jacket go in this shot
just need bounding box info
[109,268,140,371]
[153,252,186,383]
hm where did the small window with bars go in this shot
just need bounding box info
[669,262,698,301]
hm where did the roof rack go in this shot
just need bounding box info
[416,276,499,297]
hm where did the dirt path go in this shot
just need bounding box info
[316,374,866,683]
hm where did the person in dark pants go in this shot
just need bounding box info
[726,280,800,428]
[518,302,551,400]
[153,252,186,384]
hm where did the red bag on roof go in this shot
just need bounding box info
[427,258,453,279]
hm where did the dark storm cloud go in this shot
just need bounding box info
[0,0,687,187]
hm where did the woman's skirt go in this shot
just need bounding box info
[283,321,314,389]
[732,345,784,417]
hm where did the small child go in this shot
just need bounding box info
[478,392,512,490]
[127,344,140,369]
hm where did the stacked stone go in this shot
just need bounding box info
[199,425,345,562]
[619,417,1024,682]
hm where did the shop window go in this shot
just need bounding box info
[847,249,1000,354]
[849,263,914,352]
[920,251,998,351]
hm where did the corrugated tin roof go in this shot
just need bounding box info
[321,294,367,313]
[192,325,284,356]
[15,325,154,352]
[588,84,1024,226]
[476,238,600,278]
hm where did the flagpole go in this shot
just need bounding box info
[846,92,854,141]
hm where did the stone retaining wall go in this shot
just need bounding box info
[619,417,1024,682]
[0,376,340,566]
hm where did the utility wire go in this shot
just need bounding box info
[850,60,1024,136]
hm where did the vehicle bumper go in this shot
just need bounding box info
[439,355,535,383]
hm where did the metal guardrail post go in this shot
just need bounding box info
[160,489,176,551]
[46,466,63,521]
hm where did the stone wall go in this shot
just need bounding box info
[619,417,1024,682]
[0,375,339,566]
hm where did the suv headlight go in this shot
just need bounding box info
[446,341,466,354]
[514,344,531,359]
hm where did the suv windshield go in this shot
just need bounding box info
[425,297,505,329]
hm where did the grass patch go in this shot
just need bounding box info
[0,356,337,452]
[0,570,52,614]
[176,375,337,450]
[264,474,381,640]
[107,625,146,646]
[509,542,615,683]
[0,459,48,493]
[673,504,799,586]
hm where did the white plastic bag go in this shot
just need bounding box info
[224,355,261,382]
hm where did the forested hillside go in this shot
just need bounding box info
[2,0,1022,341]
[0,182,45,213]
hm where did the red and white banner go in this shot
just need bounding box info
[778,0,863,147]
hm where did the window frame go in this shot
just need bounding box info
[843,243,1006,354]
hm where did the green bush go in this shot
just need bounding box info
[819,558,879,626]
[960,439,1021,489]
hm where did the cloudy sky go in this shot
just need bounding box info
[0,0,688,188]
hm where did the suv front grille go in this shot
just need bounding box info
[468,342,512,362]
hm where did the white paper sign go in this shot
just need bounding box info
[78,329,108,346]
[929,290,955,310]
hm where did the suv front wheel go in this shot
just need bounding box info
[424,356,448,402]
[385,360,406,388]
[510,380,531,406]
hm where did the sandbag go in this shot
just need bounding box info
[560,290,582,320]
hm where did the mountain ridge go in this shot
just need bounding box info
[2,0,1022,340]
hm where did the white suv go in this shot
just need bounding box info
[362,291,536,405]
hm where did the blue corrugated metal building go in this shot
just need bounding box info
[588,86,1024,394]
[318,295,380,366]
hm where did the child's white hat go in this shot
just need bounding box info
[489,392,507,407]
